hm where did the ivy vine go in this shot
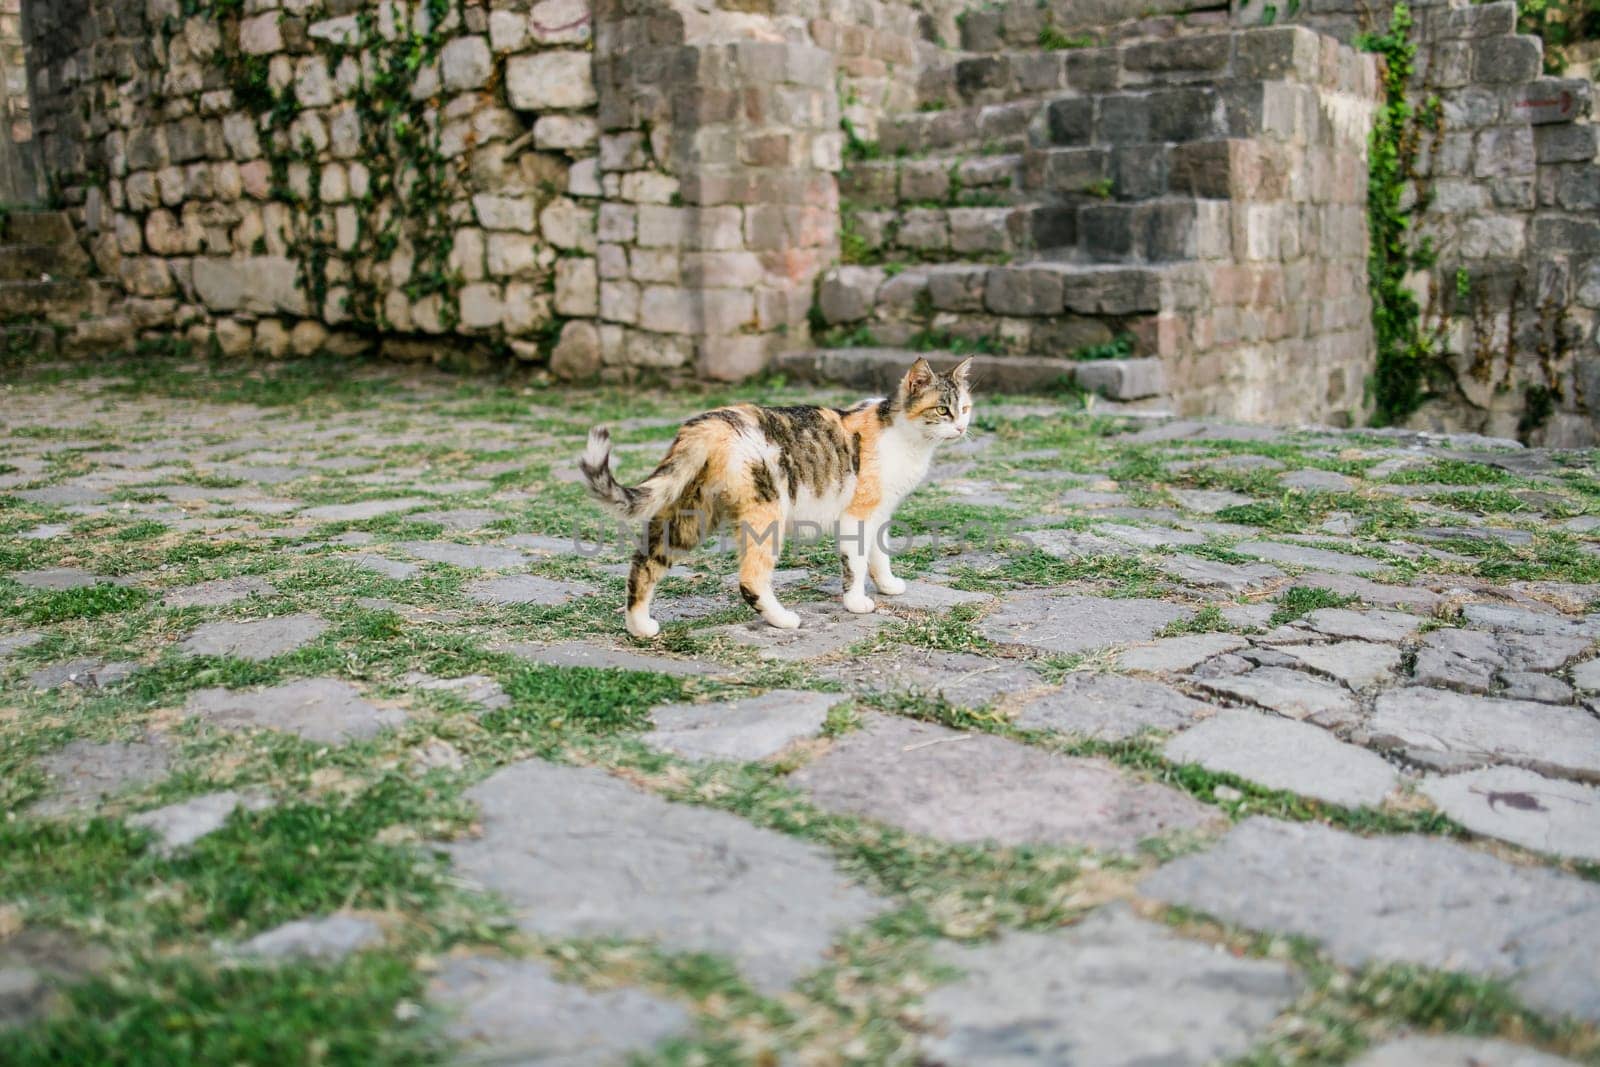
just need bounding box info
[1357,4,1447,426]
[181,0,468,332]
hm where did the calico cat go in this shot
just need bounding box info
[581,357,974,637]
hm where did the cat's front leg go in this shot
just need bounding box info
[867,519,907,595]
[838,515,876,614]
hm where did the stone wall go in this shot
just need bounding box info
[1240,0,1600,443]
[0,0,38,201]
[15,0,1597,437]
[22,0,605,362]
[1403,0,1599,446]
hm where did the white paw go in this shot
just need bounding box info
[874,575,908,596]
[842,592,877,614]
[764,607,802,630]
[626,614,661,639]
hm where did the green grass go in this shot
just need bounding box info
[1269,585,1358,626]
[3,344,1596,1064]
[0,952,439,1066]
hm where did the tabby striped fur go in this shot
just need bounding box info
[581,358,974,637]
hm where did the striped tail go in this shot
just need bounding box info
[580,426,703,521]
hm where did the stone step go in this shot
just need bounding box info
[813,260,1190,362]
[956,0,1228,54]
[883,29,1361,157]
[0,278,106,324]
[845,195,1227,265]
[0,210,78,246]
[840,153,1027,210]
[879,98,1040,156]
[0,242,92,282]
[777,346,1168,400]
[1,322,60,360]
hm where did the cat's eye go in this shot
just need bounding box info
[936,406,951,417]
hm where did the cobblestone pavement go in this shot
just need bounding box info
[2,355,1599,1064]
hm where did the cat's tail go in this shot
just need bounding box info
[581,426,705,521]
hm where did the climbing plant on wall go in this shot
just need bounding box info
[1357,4,1446,426]
[183,0,468,332]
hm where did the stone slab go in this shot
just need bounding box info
[446,761,887,992]
[1194,666,1359,727]
[922,904,1301,1067]
[301,498,426,522]
[0,930,112,1031]
[792,714,1216,851]
[344,553,421,580]
[403,672,510,711]
[1304,607,1423,642]
[396,541,528,570]
[715,601,890,661]
[1096,522,1208,549]
[873,581,994,612]
[1236,542,1384,575]
[1157,555,1285,592]
[1421,766,1600,861]
[238,914,383,962]
[817,648,1046,707]
[431,956,689,1067]
[161,576,276,608]
[29,739,173,817]
[1172,489,1253,513]
[409,508,502,531]
[978,593,1192,655]
[1571,657,1600,691]
[1281,469,1357,492]
[1014,672,1211,740]
[1117,633,1248,674]
[26,658,138,691]
[503,641,722,677]
[185,679,406,743]
[177,613,328,661]
[643,690,839,762]
[1463,603,1600,638]
[1351,1036,1581,1067]
[464,574,592,605]
[1368,687,1600,781]
[128,789,275,854]
[1139,817,1600,1024]
[1276,641,1401,689]
[1292,572,1446,610]
[1165,707,1400,808]
[10,568,130,591]
[0,631,43,664]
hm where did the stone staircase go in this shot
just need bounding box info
[782,27,1379,418]
[0,210,130,358]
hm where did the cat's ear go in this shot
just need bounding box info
[901,357,936,395]
[949,357,973,386]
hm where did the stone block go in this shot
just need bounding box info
[552,257,598,318]
[239,12,282,54]
[1073,357,1165,400]
[1473,36,1543,84]
[1508,79,1591,125]
[1535,124,1599,164]
[1233,26,1320,81]
[506,51,596,111]
[817,266,884,324]
[441,35,492,91]
[984,266,1064,316]
[472,194,536,233]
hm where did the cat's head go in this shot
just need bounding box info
[897,357,973,442]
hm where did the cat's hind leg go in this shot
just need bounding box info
[735,504,799,629]
[624,518,669,639]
